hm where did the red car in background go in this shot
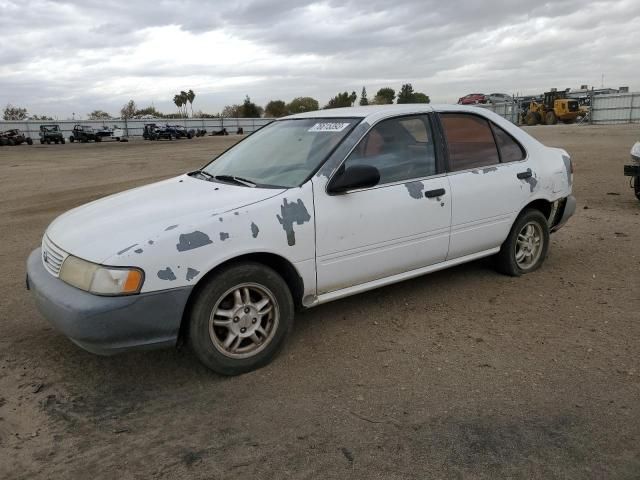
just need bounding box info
[458,93,489,105]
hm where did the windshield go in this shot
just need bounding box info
[203,118,360,188]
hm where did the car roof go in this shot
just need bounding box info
[283,103,498,124]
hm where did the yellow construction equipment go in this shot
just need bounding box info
[524,90,581,126]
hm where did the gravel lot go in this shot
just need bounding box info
[1,125,638,479]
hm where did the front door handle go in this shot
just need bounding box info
[424,188,446,198]
[517,170,532,179]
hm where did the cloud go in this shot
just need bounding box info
[0,0,638,118]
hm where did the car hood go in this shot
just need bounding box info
[46,174,285,263]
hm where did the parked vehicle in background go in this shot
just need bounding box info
[143,123,174,140]
[488,93,513,104]
[26,104,576,375]
[524,90,581,126]
[95,125,127,142]
[69,125,101,143]
[96,126,114,140]
[624,142,640,201]
[458,93,488,105]
[0,129,33,146]
[167,125,193,139]
[39,125,65,144]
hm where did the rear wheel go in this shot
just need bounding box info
[188,262,294,375]
[495,209,549,276]
[545,111,558,125]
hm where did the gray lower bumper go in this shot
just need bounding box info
[26,248,192,355]
[551,195,576,232]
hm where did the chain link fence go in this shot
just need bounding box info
[2,93,639,136]
[0,117,275,139]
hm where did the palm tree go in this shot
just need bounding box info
[187,89,195,118]
[179,91,189,118]
[173,94,183,117]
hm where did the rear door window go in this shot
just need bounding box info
[440,114,500,171]
[491,124,526,162]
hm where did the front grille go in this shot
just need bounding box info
[41,235,68,277]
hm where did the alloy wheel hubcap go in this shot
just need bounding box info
[209,283,279,359]
[515,222,543,269]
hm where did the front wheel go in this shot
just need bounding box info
[494,209,550,276]
[188,262,294,375]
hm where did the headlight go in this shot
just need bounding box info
[59,255,144,296]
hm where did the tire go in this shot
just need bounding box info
[61,138,65,144]
[26,138,33,145]
[494,209,550,277]
[545,110,558,125]
[69,136,74,143]
[40,139,44,144]
[525,112,540,126]
[634,177,640,202]
[188,262,294,376]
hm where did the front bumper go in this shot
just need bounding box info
[26,248,192,355]
[550,195,576,233]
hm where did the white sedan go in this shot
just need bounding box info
[27,104,575,375]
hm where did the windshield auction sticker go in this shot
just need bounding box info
[308,122,350,132]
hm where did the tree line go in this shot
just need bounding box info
[2,83,430,121]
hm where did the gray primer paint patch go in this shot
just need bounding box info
[520,169,538,193]
[219,232,229,241]
[482,167,498,174]
[117,244,137,255]
[562,155,572,187]
[176,231,213,252]
[251,222,260,238]
[134,248,143,254]
[157,267,176,281]
[186,268,200,281]
[165,225,179,231]
[277,198,311,246]
[404,182,425,199]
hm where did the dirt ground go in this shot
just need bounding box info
[0,125,638,479]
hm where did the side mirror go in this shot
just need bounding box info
[327,164,380,194]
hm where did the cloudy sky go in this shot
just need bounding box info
[0,0,638,118]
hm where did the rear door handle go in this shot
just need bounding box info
[517,170,532,179]
[424,188,446,198]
